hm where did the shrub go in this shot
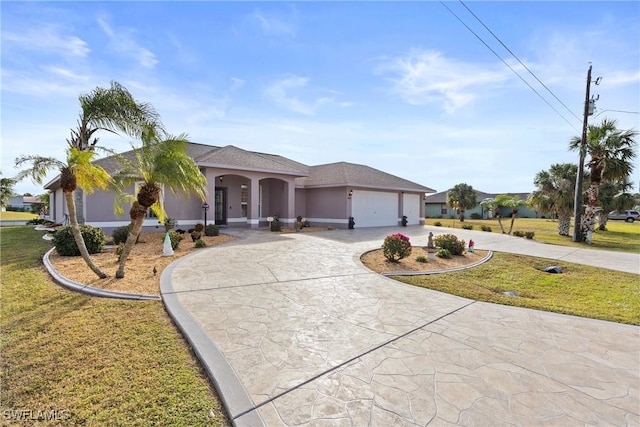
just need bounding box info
[433,233,465,256]
[415,255,428,263]
[194,238,207,248]
[481,225,492,232]
[436,248,452,259]
[194,223,204,232]
[53,225,106,256]
[525,231,535,239]
[382,233,412,262]
[204,224,219,236]
[462,224,473,230]
[270,219,282,232]
[167,230,183,250]
[513,230,525,237]
[112,225,131,245]
[434,221,442,227]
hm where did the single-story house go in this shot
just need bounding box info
[5,195,44,213]
[44,144,435,232]
[424,189,543,219]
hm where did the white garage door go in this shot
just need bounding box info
[402,193,420,225]
[352,191,398,227]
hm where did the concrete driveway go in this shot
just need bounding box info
[160,226,639,426]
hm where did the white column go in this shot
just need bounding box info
[249,177,260,228]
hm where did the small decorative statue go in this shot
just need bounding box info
[427,232,435,249]
[163,232,174,256]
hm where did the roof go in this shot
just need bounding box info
[195,145,309,176]
[425,189,531,204]
[295,162,435,193]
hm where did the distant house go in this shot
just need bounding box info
[6,195,44,213]
[424,189,542,219]
[44,143,436,231]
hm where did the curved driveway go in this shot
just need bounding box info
[160,226,639,426]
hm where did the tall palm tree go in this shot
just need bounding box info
[446,183,477,222]
[530,163,578,236]
[112,128,207,278]
[569,119,637,242]
[0,173,16,209]
[597,179,635,231]
[15,148,112,277]
[14,81,159,278]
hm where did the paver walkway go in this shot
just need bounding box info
[160,226,639,426]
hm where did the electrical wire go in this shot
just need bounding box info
[459,0,582,123]
[439,1,580,132]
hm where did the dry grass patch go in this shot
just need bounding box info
[361,248,489,274]
[48,231,236,296]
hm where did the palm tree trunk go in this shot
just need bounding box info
[582,182,599,243]
[496,212,506,233]
[598,211,609,231]
[116,201,148,279]
[507,211,517,234]
[64,191,107,278]
[459,209,465,222]
[558,215,571,236]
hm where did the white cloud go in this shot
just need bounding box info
[96,16,158,69]
[230,77,245,91]
[2,26,90,58]
[377,49,513,113]
[252,10,296,35]
[264,75,336,116]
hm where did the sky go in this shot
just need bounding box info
[2,1,639,197]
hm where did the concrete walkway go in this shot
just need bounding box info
[160,226,639,426]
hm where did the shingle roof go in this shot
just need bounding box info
[295,162,435,193]
[194,145,309,176]
[425,189,531,204]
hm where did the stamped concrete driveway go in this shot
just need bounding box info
[160,226,639,426]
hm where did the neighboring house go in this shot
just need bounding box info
[425,189,543,219]
[44,144,436,231]
[6,195,43,213]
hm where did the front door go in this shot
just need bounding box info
[215,188,227,225]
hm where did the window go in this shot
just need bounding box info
[241,185,248,218]
[440,204,447,215]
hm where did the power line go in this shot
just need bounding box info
[439,1,580,132]
[458,0,582,123]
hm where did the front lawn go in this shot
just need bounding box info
[0,227,228,426]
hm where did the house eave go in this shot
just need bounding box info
[197,162,309,178]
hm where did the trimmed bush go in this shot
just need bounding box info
[167,230,183,250]
[53,225,106,256]
[433,233,465,256]
[513,230,525,237]
[434,221,442,227]
[462,224,473,230]
[194,238,207,248]
[270,219,282,232]
[382,233,412,262]
[525,231,535,239]
[204,224,219,236]
[194,223,205,232]
[436,248,452,259]
[481,225,492,232]
[415,255,428,263]
[112,225,131,245]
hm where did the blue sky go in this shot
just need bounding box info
[2,1,639,197]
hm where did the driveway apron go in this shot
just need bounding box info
[160,226,639,426]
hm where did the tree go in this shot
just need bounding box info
[112,127,207,278]
[446,183,477,222]
[0,172,16,209]
[569,119,637,243]
[530,163,578,236]
[596,179,635,231]
[14,81,159,278]
[16,149,112,277]
[480,194,523,234]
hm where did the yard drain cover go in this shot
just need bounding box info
[544,266,563,274]
[503,291,520,297]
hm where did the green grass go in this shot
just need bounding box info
[394,252,640,325]
[425,217,640,253]
[0,227,228,426]
[0,211,38,220]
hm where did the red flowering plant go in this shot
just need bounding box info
[382,233,412,262]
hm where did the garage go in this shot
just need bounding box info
[402,193,420,225]
[351,190,399,227]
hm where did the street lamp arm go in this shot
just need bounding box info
[594,109,640,118]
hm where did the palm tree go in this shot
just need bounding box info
[15,148,112,277]
[530,163,578,236]
[14,81,159,278]
[597,179,635,231]
[481,194,521,234]
[0,172,16,209]
[112,128,207,278]
[446,183,477,222]
[569,119,637,242]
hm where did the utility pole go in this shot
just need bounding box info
[573,65,592,242]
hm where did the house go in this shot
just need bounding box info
[424,189,542,219]
[5,195,44,213]
[44,144,435,232]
